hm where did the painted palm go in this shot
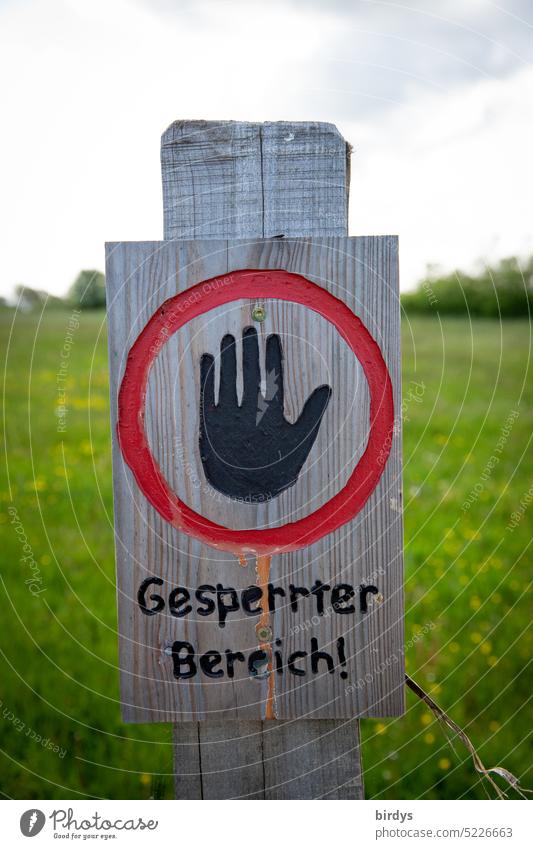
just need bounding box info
[199,327,331,501]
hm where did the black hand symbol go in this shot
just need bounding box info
[199,327,331,501]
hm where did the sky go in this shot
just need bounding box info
[1,0,532,296]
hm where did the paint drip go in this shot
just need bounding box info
[256,554,275,720]
[234,551,276,719]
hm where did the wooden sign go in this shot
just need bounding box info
[106,236,404,722]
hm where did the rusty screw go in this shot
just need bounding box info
[375,592,384,605]
[256,623,273,642]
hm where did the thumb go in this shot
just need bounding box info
[295,385,332,437]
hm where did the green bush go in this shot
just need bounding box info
[402,256,533,317]
[68,269,106,309]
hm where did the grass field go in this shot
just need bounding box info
[0,308,531,800]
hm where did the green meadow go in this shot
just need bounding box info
[0,309,531,799]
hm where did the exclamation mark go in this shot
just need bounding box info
[337,636,348,679]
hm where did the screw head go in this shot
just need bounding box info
[256,624,273,642]
[375,592,384,604]
[252,304,266,322]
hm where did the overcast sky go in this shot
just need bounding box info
[1,0,532,296]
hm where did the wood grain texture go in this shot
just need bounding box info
[105,237,404,723]
[172,722,202,800]
[262,718,363,800]
[172,720,266,800]
[173,718,363,800]
[161,120,349,239]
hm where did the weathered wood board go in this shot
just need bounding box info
[106,236,404,722]
[161,120,350,240]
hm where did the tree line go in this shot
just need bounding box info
[2,258,532,317]
[401,256,532,317]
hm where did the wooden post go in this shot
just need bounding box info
[163,120,364,800]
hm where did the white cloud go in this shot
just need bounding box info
[0,0,531,296]
[345,66,533,286]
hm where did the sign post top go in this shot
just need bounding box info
[161,120,351,240]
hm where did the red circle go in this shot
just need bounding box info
[117,269,394,556]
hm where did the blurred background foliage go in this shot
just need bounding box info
[10,270,106,314]
[401,256,533,318]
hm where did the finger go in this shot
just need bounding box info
[265,334,284,408]
[296,385,332,438]
[218,334,237,407]
[200,353,215,411]
[241,326,261,409]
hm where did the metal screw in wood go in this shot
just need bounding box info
[252,304,266,322]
